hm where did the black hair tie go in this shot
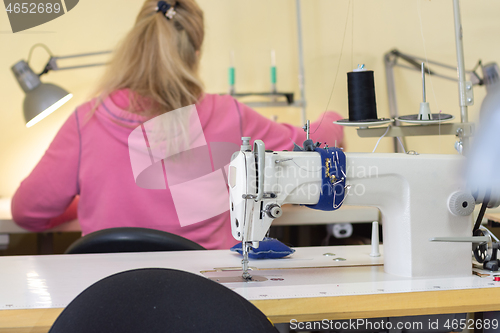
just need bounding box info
[156,1,177,20]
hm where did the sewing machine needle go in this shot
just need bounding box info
[242,243,252,281]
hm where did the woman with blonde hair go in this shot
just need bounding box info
[11,0,344,249]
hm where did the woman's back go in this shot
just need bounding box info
[11,89,343,249]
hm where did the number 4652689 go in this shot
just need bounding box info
[6,3,61,14]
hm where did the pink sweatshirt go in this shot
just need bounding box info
[12,91,343,249]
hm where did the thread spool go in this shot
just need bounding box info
[348,67,378,121]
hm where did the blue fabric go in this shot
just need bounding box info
[230,237,295,259]
[306,147,346,211]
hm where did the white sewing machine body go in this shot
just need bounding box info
[229,143,475,278]
[229,149,322,244]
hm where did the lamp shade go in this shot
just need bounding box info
[11,60,72,127]
[23,83,72,127]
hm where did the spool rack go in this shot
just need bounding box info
[355,0,480,154]
[354,47,481,152]
[224,0,307,125]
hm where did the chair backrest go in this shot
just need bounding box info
[65,227,205,254]
[49,268,278,333]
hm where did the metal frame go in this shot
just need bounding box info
[238,0,307,124]
[363,0,476,154]
[44,51,112,72]
[295,0,307,124]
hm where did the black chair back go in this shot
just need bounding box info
[49,268,278,333]
[65,227,205,254]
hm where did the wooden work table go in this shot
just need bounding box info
[1,245,499,332]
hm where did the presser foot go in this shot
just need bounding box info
[242,270,253,281]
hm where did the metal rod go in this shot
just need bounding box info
[452,0,469,153]
[357,122,475,138]
[421,62,426,103]
[394,64,461,83]
[55,63,109,70]
[430,236,489,243]
[383,53,406,153]
[295,0,307,124]
[53,50,112,60]
[453,0,468,124]
[392,50,459,71]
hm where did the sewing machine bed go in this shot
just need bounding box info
[1,245,500,331]
[0,245,497,308]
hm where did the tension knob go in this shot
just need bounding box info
[265,204,283,219]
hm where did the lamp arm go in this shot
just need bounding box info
[52,50,112,60]
[386,49,481,84]
[39,50,112,76]
[393,64,460,83]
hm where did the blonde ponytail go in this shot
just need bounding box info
[94,0,204,117]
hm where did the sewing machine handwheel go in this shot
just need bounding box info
[473,229,489,263]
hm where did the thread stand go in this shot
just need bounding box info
[356,122,474,139]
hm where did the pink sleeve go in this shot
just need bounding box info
[236,100,344,150]
[11,111,81,232]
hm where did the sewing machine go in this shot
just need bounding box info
[228,134,496,280]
